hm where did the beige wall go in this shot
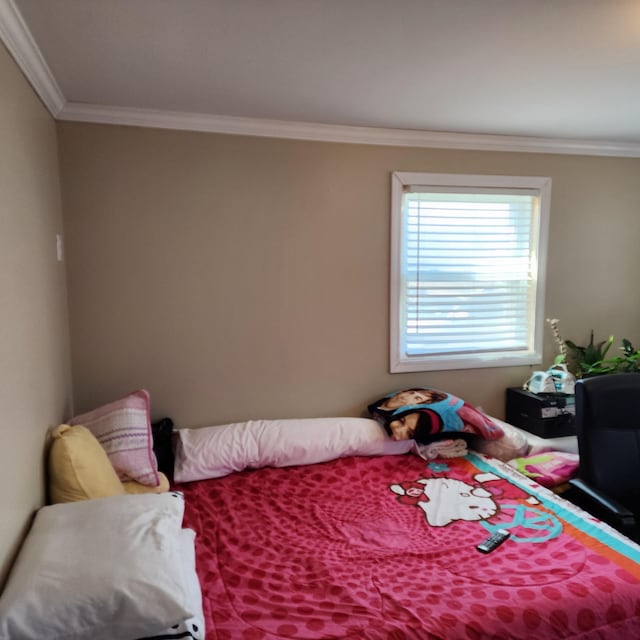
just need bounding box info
[57,123,640,429]
[0,44,72,584]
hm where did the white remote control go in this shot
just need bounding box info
[476,529,511,553]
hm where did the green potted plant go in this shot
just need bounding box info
[547,318,639,378]
[564,331,614,378]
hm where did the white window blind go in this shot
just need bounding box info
[390,172,551,373]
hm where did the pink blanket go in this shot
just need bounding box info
[177,452,640,639]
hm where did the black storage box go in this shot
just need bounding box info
[505,387,576,438]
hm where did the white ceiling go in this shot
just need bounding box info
[3,0,640,155]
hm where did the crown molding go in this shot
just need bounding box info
[58,102,640,158]
[0,0,64,116]
[3,0,639,159]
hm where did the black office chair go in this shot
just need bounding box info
[569,373,640,541]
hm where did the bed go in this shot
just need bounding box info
[175,449,640,639]
[1,388,639,639]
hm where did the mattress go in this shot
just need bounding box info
[177,451,640,639]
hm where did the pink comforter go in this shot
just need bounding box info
[177,452,640,639]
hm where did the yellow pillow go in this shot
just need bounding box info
[122,473,170,494]
[48,424,125,503]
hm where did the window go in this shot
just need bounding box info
[390,172,551,373]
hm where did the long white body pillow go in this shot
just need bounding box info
[173,417,413,483]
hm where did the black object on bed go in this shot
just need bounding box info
[151,417,175,481]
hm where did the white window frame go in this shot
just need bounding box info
[390,171,551,373]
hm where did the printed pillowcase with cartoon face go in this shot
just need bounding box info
[368,387,503,444]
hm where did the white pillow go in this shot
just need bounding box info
[173,417,413,483]
[0,493,192,640]
[139,528,205,640]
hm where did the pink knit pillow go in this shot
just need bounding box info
[69,390,160,487]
